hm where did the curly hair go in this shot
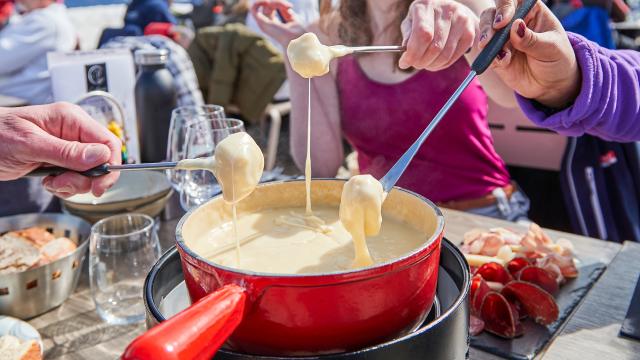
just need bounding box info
[319,0,412,70]
[320,0,412,46]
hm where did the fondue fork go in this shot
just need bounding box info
[348,45,406,53]
[379,0,536,194]
[25,161,181,177]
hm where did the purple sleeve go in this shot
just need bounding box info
[517,32,640,142]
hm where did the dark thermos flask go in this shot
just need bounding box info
[134,49,177,163]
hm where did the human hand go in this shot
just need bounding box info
[250,0,306,46]
[399,0,478,71]
[0,103,122,198]
[478,0,580,108]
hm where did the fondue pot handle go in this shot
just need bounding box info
[122,284,246,360]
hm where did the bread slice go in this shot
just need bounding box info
[0,335,41,360]
[0,234,40,273]
[8,228,55,249]
[39,237,77,264]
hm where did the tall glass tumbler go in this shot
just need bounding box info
[89,214,161,325]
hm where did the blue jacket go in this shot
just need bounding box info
[124,0,177,29]
[98,0,176,47]
[560,5,615,49]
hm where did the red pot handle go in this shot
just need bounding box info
[122,284,246,360]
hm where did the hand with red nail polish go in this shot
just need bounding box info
[0,102,122,197]
[478,0,580,108]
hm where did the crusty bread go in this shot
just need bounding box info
[39,237,76,264]
[8,228,55,249]
[0,335,41,360]
[0,234,40,274]
[0,227,77,274]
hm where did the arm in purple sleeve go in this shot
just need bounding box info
[517,32,640,142]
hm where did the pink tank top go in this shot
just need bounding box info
[337,57,510,203]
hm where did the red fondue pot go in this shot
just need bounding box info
[123,179,444,358]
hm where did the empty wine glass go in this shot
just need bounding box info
[89,214,161,325]
[166,105,225,191]
[180,118,245,211]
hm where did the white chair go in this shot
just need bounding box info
[227,100,291,171]
[260,101,291,171]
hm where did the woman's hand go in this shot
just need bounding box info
[478,0,581,108]
[0,103,121,198]
[251,0,306,46]
[399,0,478,71]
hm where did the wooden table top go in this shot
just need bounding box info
[27,209,637,359]
[441,209,626,360]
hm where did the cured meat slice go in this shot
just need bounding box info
[502,281,559,325]
[537,253,579,279]
[480,292,521,338]
[518,266,559,294]
[475,262,513,284]
[506,257,530,276]
[471,275,491,315]
[489,227,522,245]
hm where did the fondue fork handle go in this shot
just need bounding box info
[25,161,179,177]
[379,0,536,193]
[122,284,246,360]
[350,45,406,53]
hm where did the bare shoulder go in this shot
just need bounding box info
[307,10,341,46]
[305,12,341,78]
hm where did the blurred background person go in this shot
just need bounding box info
[98,0,176,46]
[0,0,12,29]
[0,0,76,105]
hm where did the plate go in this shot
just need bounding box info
[470,254,606,360]
[63,171,171,212]
[63,189,173,223]
[0,315,43,355]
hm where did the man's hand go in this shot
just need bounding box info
[0,103,122,197]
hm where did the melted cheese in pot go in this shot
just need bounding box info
[188,206,425,274]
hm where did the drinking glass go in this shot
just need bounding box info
[89,214,161,325]
[166,105,225,191]
[180,118,245,211]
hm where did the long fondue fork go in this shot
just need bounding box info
[25,162,180,177]
[380,0,536,193]
[349,45,406,53]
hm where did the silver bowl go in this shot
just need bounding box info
[0,213,91,319]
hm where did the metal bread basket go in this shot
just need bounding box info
[0,213,91,319]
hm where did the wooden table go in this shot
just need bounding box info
[27,210,637,359]
[442,209,626,360]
